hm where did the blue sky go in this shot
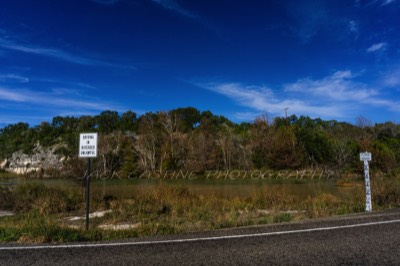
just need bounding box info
[1,0,400,127]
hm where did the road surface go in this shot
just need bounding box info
[1,209,400,265]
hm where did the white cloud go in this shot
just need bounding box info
[51,88,84,97]
[383,68,400,87]
[0,87,121,111]
[364,0,397,7]
[366,42,387,53]
[382,0,396,5]
[286,71,400,113]
[285,70,378,101]
[200,82,347,119]
[348,20,359,39]
[0,85,145,124]
[31,77,96,89]
[0,37,133,69]
[199,70,400,120]
[0,74,29,83]
[0,88,29,102]
[206,83,273,112]
[349,20,358,33]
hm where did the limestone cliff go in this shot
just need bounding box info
[0,143,65,176]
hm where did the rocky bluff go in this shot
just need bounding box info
[0,143,65,176]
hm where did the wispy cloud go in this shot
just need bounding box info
[198,70,400,120]
[50,88,84,96]
[349,20,359,39]
[199,82,346,119]
[286,70,400,112]
[0,85,145,125]
[366,42,387,53]
[205,83,274,112]
[152,0,196,18]
[364,0,397,7]
[382,0,396,6]
[0,87,122,112]
[0,88,29,102]
[31,77,97,90]
[285,70,378,101]
[349,20,358,33]
[0,74,29,83]
[0,37,133,69]
[382,67,400,87]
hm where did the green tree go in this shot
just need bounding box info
[97,110,120,134]
[169,107,201,132]
[35,122,56,146]
[0,122,34,158]
[294,116,332,167]
[78,116,97,132]
[120,110,138,132]
[371,140,397,172]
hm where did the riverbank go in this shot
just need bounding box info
[0,172,399,243]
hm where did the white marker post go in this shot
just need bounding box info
[360,152,372,212]
[79,133,98,230]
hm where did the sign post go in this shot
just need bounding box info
[360,152,372,212]
[79,133,98,230]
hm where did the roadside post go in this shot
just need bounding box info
[79,133,98,230]
[360,152,372,212]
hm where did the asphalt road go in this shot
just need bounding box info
[1,209,400,265]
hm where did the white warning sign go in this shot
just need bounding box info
[79,133,98,158]
[360,152,372,161]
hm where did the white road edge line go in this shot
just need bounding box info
[1,219,399,250]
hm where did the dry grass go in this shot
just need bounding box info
[1,172,400,243]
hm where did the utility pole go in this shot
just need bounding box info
[284,107,288,119]
[284,107,289,125]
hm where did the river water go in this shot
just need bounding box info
[0,175,359,201]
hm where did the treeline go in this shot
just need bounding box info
[1,107,400,176]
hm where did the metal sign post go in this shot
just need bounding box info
[79,133,98,230]
[85,158,90,231]
[360,152,372,212]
